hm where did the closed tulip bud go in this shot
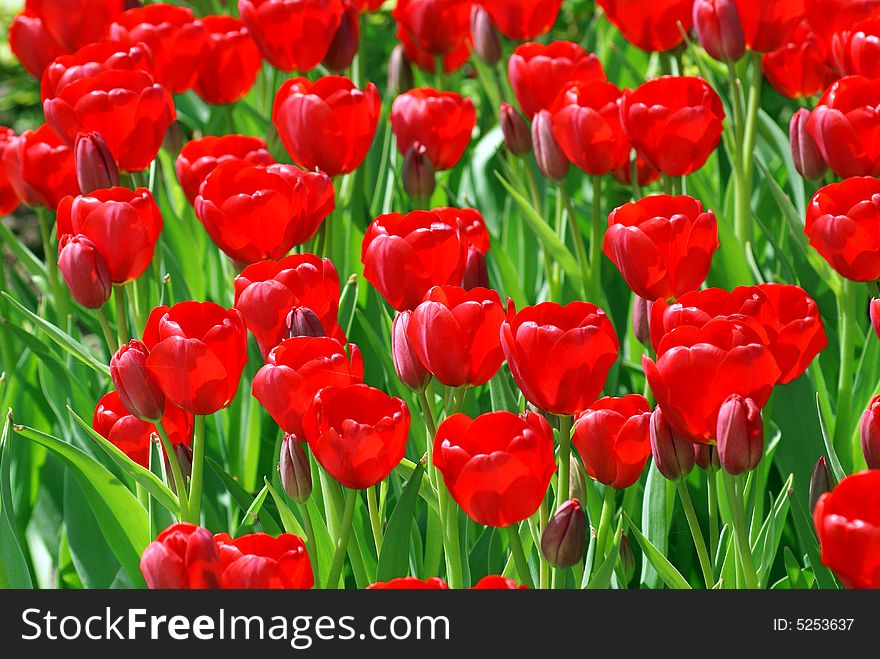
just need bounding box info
[632,295,652,347]
[392,311,430,391]
[324,1,360,72]
[110,340,166,422]
[540,499,586,568]
[74,131,119,194]
[618,533,636,586]
[279,435,312,503]
[462,246,489,290]
[716,394,764,475]
[694,443,720,471]
[173,443,193,482]
[500,102,531,156]
[790,109,827,181]
[860,394,880,469]
[388,44,414,97]
[286,307,327,339]
[650,407,696,481]
[869,298,880,341]
[693,0,745,62]
[57,234,111,310]
[162,121,184,157]
[471,5,501,66]
[809,456,834,513]
[532,110,569,182]
[402,142,436,200]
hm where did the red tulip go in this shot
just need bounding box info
[733,0,806,52]
[43,69,175,172]
[57,234,111,309]
[368,577,449,589]
[323,0,360,71]
[407,285,506,387]
[26,0,125,52]
[471,5,501,65]
[806,0,880,51]
[1,124,80,209]
[649,406,696,481]
[596,0,696,52]
[813,469,880,589]
[500,300,620,415]
[433,410,556,527]
[390,88,476,171]
[790,107,828,180]
[807,76,880,178]
[508,41,606,119]
[142,301,249,415]
[392,0,471,56]
[93,390,192,469]
[111,340,166,422]
[214,532,314,589]
[252,337,363,437]
[361,209,469,311]
[871,297,880,341]
[541,499,587,567]
[500,102,532,155]
[762,22,836,99]
[480,0,563,40]
[805,176,880,281]
[532,109,570,181]
[194,160,334,265]
[194,15,264,106]
[234,254,345,358]
[603,194,719,301]
[56,187,162,283]
[176,134,273,205]
[716,393,764,474]
[279,434,312,502]
[40,40,155,101]
[273,76,381,177]
[471,575,529,589]
[831,17,880,79]
[0,128,20,216]
[140,523,221,589]
[395,24,472,74]
[8,11,66,79]
[302,384,410,490]
[693,0,746,62]
[572,394,652,489]
[74,131,120,194]
[238,0,343,72]
[109,4,206,94]
[860,394,880,469]
[621,75,725,176]
[392,311,431,391]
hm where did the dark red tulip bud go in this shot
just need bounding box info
[790,108,827,181]
[392,311,430,391]
[618,533,636,585]
[74,132,119,194]
[869,298,880,341]
[809,456,834,513]
[57,234,111,310]
[471,5,501,66]
[693,0,745,62]
[632,295,652,347]
[462,246,489,290]
[500,102,532,156]
[541,499,586,568]
[716,394,764,475]
[286,307,327,339]
[323,1,360,72]
[402,142,436,200]
[125,0,143,9]
[694,443,720,471]
[162,121,184,157]
[280,434,312,503]
[860,394,880,469]
[110,340,166,422]
[388,44,414,97]
[650,407,696,481]
[173,443,193,483]
[532,110,569,182]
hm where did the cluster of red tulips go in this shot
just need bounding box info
[1,0,879,591]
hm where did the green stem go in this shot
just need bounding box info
[556,415,573,507]
[833,278,859,465]
[560,186,590,298]
[298,501,319,584]
[113,284,129,348]
[325,488,357,589]
[443,487,464,588]
[735,53,763,246]
[188,415,206,523]
[676,480,714,588]
[366,485,383,554]
[594,487,615,567]
[156,419,190,522]
[589,176,604,302]
[506,524,535,589]
[96,306,117,355]
[721,471,758,589]
[37,209,70,325]
[539,497,550,589]
[707,470,719,562]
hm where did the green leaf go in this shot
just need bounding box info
[238,482,270,532]
[376,464,424,582]
[205,457,282,535]
[338,274,359,339]
[625,513,692,590]
[0,220,48,283]
[587,518,623,589]
[264,478,305,537]
[64,472,121,588]
[754,474,793,587]
[783,547,809,590]
[816,393,846,483]
[0,413,32,588]
[639,462,673,588]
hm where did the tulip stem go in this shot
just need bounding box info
[734,53,763,246]
[560,186,590,299]
[155,420,190,522]
[832,278,859,466]
[96,306,116,355]
[721,471,758,589]
[297,501,319,584]
[707,471,719,561]
[589,176,604,304]
[538,497,550,589]
[676,480,714,588]
[506,524,535,589]
[326,488,357,589]
[594,486,615,567]
[188,415,206,523]
[556,414,573,508]
[366,485,383,553]
[36,208,70,326]
[113,284,129,348]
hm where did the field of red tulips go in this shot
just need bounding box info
[0,0,878,593]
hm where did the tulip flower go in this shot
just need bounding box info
[273,76,381,177]
[302,384,410,490]
[860,394,880,469]
[368,577,449,589]
[500,102,532,155]
[252,337,364,437]
[1,124,80,209]
[56,187,163,284]
[401,143,436,199]
[733,0,806,53]
[603,194,719,301]
[395,23,472,74]
[8,11,66,79]
[508,41,605,119]
[531,109,570,181]
[286,307,326,339]
[175,134,274,205]
[790,108,827,181]
[831,17,880,79]
[109,4,207,94]
[813,469,880,589]
[140,523,221,589]
[323,0,360,71]
[693,0,746,62]
[471,575,528,589]
[649,407,696,481]
[716,393,764,474]
[407,286,506,387]
[391,311,430,391]
[74,131,119,194]
[194,15,264,106]
[234,254,345,358]
[195,160,334,265]
[632,295,652,346]
[214,532,314,589]
[695,443,720,470]
[40,40,155,101]
[0,128,19,216]
[433,410,556,527]
[57,234,111,309]
[541,499,587,567]
[806,0,880,50]
[28,0,125,53]
[500,300,620,415]
[762,22,836,99]
[392,0,471,57]
[110,340,166,422]
[596,0,696,52]
[480,0,563,40]
[280,435,312,502]
[871,298,880,340]
[142,301,249,415]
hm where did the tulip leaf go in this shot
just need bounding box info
[264,478,306,537]
[376,464,424,582]
[624,513,692,590]
[238,482,270,532]
[783,547,810,590]
[0,220,48,283]
[63,471,121,588]
[205,457,282,536]
[0,413,32,588]
[338,274,358,339]
[639,462,674,588]
[815,394,846,483]
[587,518,624,590]
[754,474,793,588]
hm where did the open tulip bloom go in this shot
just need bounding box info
[3,0,880,604]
